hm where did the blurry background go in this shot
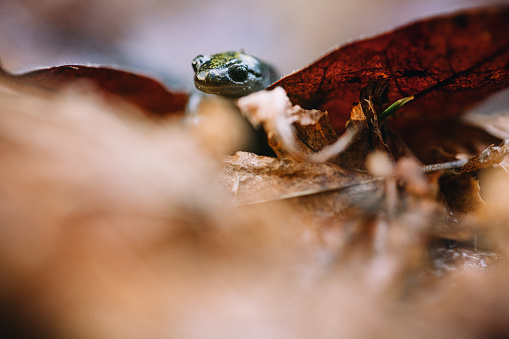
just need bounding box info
[0,0,507,92]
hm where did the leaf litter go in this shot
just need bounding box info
[1,6,509,339]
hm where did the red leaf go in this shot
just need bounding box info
[2,65,188,117]
[270,7,509,133]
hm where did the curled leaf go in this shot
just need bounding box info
[459,139,509,174]
[237,87,354,161]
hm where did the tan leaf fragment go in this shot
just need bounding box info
[237,87,356,162]
[237,87,306,160]
[220,151,380,213]
[460,139,509,174]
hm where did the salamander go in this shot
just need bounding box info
[192,51,278,97]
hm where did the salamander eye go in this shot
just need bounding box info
[228,65,248,82]
[192,55,210,72]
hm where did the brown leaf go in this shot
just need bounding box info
[1,64,188,118]
[270,7,509,133]
[392,118,502,164]
[220,151,378,209]
[440,174,484,213]
[459,138,509,174]
[237,87,354,162]
[429,139,509,214]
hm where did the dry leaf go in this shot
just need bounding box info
[459,138,509,174]
[270,7,509,134]
[1,64,188,118]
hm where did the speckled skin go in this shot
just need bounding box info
[192,52,278,98]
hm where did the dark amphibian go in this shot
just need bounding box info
[192,51,278,98]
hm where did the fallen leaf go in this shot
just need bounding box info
[440,174,484,213]
[1,64,188,118]
[270,7,509,134]
[220,151,379,209]
[459,138,509,174]
[425,138,509,214]
[391,118,502,164]
[237,87,355,162]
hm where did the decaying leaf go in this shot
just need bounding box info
[392,118,502,164]
[220,151,380,208]
[271,6,509,134]
[433,138,509,214]
[237,86,358,162]
[0,64,188,118]
[459,138,509,174]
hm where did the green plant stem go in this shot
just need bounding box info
[378,96,414,122]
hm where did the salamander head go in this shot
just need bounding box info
[192,51,274,98]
